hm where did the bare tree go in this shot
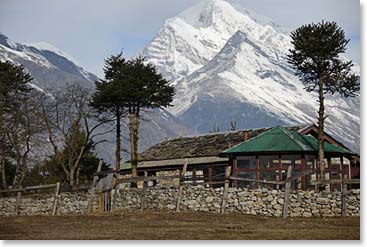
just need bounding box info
[39,84,112,187]
[5,94,45,188]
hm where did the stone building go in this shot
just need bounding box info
[120,124,359,189]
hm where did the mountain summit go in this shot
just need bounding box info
[140,0,360,152]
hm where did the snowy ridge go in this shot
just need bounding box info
[0,33,97,87]
[140,0,360,152]
[27,41,81,67]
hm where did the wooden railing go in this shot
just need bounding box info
[0,183,60,216]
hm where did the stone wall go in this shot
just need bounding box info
[0,192,90,216]
[113,186,360,217]
[0,186,360,217]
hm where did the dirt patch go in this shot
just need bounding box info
[0,210,360,240]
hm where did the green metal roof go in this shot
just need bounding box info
[221,126,355,156]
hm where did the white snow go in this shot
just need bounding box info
[139,0,360,152]
[27,42,81,66]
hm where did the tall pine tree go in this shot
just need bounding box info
[0,61,32,189]
[123,57,174,184]
[91,53,129,187]
[287,21,359,181]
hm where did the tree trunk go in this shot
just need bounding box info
[0,136,6,189]
[69,168,75,188]
[129,112,140,188]
[0,98,6,189]
[114,108,122,188]
[318,77,326,181]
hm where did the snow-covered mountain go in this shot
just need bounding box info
[0,33,192,164]
[0,33,97,89]
[140,0,360,152]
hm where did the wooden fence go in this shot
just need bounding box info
[0,183,60,216]
[0,161,359,218]
[89,163,359,218]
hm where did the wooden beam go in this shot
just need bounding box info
[176,160,188,212]
[208,167,213,188]
[301,155,306,190]
[117,174,182,184]
[341,175,347,217]
[88,160,102,213]
[310,179,360,185]
[52,182,60,216]
[256,156,259,189]
[278,155,282,184]
[141,170,148,210]
[221,166,232,213]
[232,159,237,188]
[282,165,292,219]
[229,176,283,185]
[0,184,57,193]
[15,191,21,216]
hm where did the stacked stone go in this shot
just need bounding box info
[0,187,360,217]
[0,192,88,216]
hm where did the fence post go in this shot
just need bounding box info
[88,160,102,213]
[141,171,148,210]
[15,191,21,216]
[221,166,232,213]
[341,174,347,217]
[52,182,60,216]
[282,165,292,219]
[176,160,188,212]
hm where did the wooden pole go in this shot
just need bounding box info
[232,159,237,188]
[256,156,260,189]
[282,165,292,219]
[277,155,282,190]
[176,160,188,212]
[15,191,21,216]
[301,155,306,190]
[141,170,148,210]
[87,160,102,213]
[52,182,60,216]
[208,167,213,188]
[221,166,232,213]
[341,174,347,217]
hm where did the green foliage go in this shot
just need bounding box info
[4,159,16,186]
[0,60,33,104]
[91,53,129,114]
[26,122,110,186]
[229,120,237,131]
[91,53,175,115]
[287,21,359,97]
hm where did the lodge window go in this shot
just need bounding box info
[236,156,256,169]
[258,155,279,169]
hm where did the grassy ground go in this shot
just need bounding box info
[0,211,360,240]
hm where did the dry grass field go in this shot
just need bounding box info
[0,211,360,240]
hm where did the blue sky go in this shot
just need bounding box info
[0,0,360,77]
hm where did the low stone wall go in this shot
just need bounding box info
[114,186,360,217]
[0,186,360,217]
[0,192,89,216]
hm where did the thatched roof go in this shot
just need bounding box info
[138,125,309,161]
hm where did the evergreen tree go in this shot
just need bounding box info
[287,21,359,181]
[123,57,174,184]
[90,53,129,186]
[229,120,237,131]
[0,61,32,189]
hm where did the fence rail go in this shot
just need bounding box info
[0,182,60,216]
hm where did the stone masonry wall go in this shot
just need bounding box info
[0,186,360,217]
[114,186,360,217]
[0,192,90,216]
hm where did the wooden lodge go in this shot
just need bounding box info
[120,124,359,190]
